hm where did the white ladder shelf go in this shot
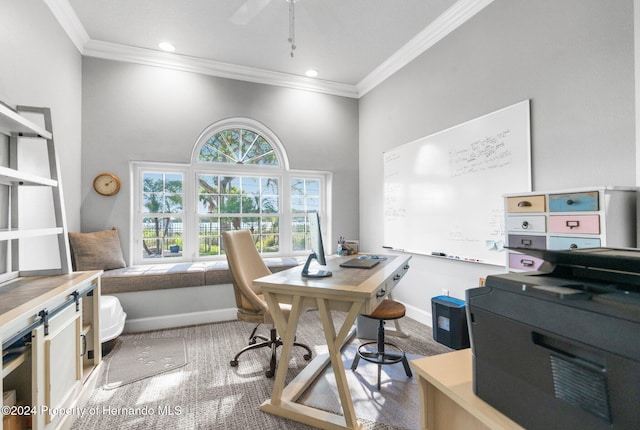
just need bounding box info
[0,102,71,283]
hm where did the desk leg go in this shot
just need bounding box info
[316,298,363,430]
[264,293,304,406]
[260,294,364,430]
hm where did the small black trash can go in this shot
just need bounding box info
[431,295,470,349]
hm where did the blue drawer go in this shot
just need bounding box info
[548,236,601,250]
[548,191,599,212]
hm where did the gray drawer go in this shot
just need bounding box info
[508,234,546,249]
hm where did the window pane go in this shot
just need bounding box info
[262,178,278,195]
[291,197,305,213]
[143,173,164,192]
[164,194,183,213]
[260,235,279,253]
[199,216,220,256]
[198,195,218,214]
[306,197,320,213]
[143,193,162,213]
[142,216,182,259]
[221,195,241,213]
[199,175,218,194]
[221,176,240,194]
[242,195,260,214]
[165,174,183,193]
[262,196,278,213]
[242,177,260,197]
[241,217,260,232]
[262,216,279,234]
[291,178,305,196]
[305,179,320,195]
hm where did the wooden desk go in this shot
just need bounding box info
[256,254,411,430]
[411,349,525,430]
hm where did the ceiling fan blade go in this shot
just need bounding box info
[230,0,272,25]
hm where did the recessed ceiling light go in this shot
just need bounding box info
[159,42,175,52]
[305,69,319,78]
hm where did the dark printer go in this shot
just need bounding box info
[466,247,640,430]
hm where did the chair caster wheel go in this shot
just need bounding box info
[265,370,274,378]
[303,353,312,361]
[230,359,238,367]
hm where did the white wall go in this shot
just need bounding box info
[0,0,83,230]
[359,0,636,324]
[0,0,82,271]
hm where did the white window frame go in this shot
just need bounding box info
[130,118,332,265]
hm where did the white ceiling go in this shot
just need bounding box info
[48,0,493,97]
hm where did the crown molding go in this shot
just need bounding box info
[44,0,90,53]
[356,0,495,97]
[46,0,493,99]
[83,40,359,98]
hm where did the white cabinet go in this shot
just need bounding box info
[504,187,637,271]
[1,272,102,430]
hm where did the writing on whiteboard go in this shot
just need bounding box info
[449,130,513,178]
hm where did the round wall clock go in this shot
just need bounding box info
[93,173,121,196]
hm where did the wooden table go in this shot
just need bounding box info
[411,349,525,430]
[256,254,411,430]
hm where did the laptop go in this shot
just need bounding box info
[339,257,381,269]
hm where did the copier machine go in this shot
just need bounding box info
[466,247,640,430]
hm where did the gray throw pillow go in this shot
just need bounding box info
[68,228,126,271]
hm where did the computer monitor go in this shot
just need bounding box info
[302,212,332,278]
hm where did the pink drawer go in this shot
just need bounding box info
[508,252,545,271]
[548,215,600,234]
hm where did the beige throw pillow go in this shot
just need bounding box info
[68,228,126,271]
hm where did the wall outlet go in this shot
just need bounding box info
[442,289,449,296]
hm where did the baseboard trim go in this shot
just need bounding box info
[123,308,237,333]
[403,301,433,327]
[123,302,432,333]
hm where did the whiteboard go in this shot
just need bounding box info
[383,100,531,266]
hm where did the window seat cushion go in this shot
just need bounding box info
[100,258,300,295]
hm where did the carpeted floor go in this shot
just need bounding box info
[70,311,451,430]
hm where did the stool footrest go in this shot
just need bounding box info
[356,342,406,365]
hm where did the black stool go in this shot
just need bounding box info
[351,299,413,390]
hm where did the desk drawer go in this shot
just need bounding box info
[506,215,546,233]
[508,234,546,249]
[549,191,599,212]
[371,263,409,309]
[548,215,600,234]
[548,236,601,250]
[506,195,546,213]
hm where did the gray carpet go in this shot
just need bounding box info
[299,345,422,430]
[71,311,451,429]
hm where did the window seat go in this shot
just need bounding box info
[100,257,300,295]
[67,228,303,332]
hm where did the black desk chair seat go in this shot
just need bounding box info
[351,299,413,390]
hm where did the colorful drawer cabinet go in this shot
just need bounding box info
[504,187,637,271]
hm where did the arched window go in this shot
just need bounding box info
[131,118,330,263]
[192,118,289,168]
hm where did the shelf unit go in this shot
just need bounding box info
[0,103,71,284]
